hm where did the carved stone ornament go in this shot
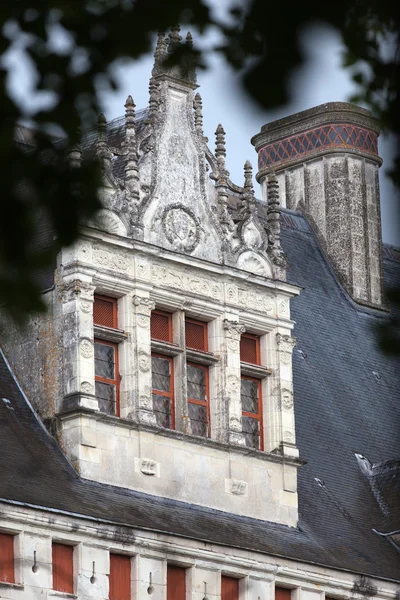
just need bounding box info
[229,414,242,432]
[81,381,93,394]
[138,351,151,372]
[282,389,293,410]
[140,459,158,476]
[223,319,246,337]
[162,204,201,253]
[60,279,95,303]
[133,296,156,313]
[276,333,296,353]
[230,479,248,496]
[283,430,295,443]
[80,339,94,359]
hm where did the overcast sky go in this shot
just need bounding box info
[100,21,400,247]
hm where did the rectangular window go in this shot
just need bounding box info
[52,543,73,594]
[221,576,239,600]
[109,554,131,600]
[167,565,186,600]
[276,588,292,600]
[95,340,119,416]
[0,533,15,584]
[151,310,172,342]
[94,295,118,329]
[187,362,209,437]
[240,333,260,365]
[152,354,174,429]
[185,318,208,351]
[241,376,263,450]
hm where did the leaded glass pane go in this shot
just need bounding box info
[153,394,171,428]
[241,379,259,413]
[188,402,207,437]
[242,416,260,449]
[187,365,206,400]
[95,342,115,379]
[152,356,171,392]
[95,381,116,415]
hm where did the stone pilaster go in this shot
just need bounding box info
[172,309,191,434]
[118,292,135,419]
[223,319,246,446]
[132,295,156,425]
[60,278,98,412]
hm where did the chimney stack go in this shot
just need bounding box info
[251,102,384,308]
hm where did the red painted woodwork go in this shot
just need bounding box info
[52,543,73,593]
[276,587,292,600]
[151,310,173,342]
[240,333,260,365]
[0,533,15,583]
[109,554,131,600]
[221,575,239,600]
[185,318,208,351]
[167,565,186,600]
[94,295,118,328]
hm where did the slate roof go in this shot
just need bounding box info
[0,210,399,581]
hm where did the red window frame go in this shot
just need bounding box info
[185,318,208,351]
[0,532,15,584]
[151,309,173,343]
[152,353,175,429]
[187,361,210,437]
[109,554,131,600]
[241,375,264,451]
[94,294,118,329]
[94,339,120,417]
[240,332,261,365]
[52,542,74,594]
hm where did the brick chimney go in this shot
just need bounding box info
[251,103,384,308]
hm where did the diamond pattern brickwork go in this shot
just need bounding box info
[258,124,378,169]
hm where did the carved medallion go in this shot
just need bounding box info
[162,204,201,253]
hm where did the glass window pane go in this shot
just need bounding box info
[241,379,259,413]
[188,402,207,437]
[95,381,116,415]
[95,342,115,379]
[152,356,171,392]
[153,394,171,428]
[242,416,260,449]
[187,365,206,400]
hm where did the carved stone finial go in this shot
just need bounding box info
[153,32,167,76]
[241,160,256,215]
[124,95,136,129]
[215,124,226,160]
[148,76,159,122]
[96,113,113,177]
[68,145,82,168]
[244,160,253,193]
[168,25,182,51]
[186,31,193,47]
[193,93,203,136]
[266,172,286,267]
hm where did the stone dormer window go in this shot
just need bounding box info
[93,295,121,416]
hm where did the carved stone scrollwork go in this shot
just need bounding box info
[162,204,202,253]
[223,320,246,337]
[276,333,296,352]
[60,279,95,303]
[133,296,156,314]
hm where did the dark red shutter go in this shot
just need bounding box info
[0,533,14,583]
[52,543,73,593]
[94,296,117,328]
[240,334,260,365]
[276,587,292,600]
[167,565,186,600]
[221,576,239,600]
[109,554,131,600]
[185,319,207,351]
[151,311,172,342]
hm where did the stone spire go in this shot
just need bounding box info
[193,93,203,136]
[95,113,113,178]
[68,145,82,169]
[152,32,167,76]
[215,124,229,179]
[185,31,193,47]
[124,95,139,203]
[241,160,256,215]
[168,25,182,51]
[148,76,159,122]
[266,172,285,265]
